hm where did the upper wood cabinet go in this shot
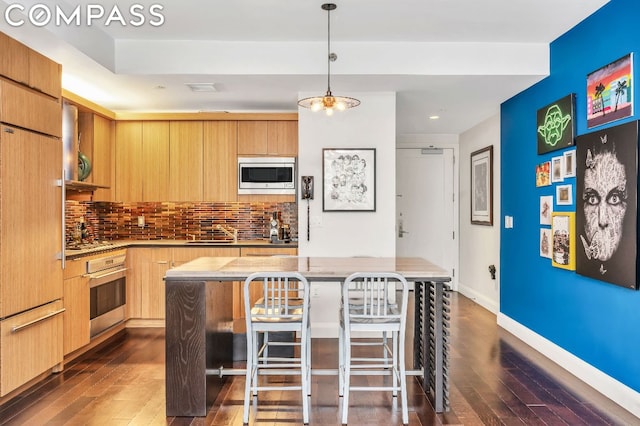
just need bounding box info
[114,121,143,202]
[92,115,115,201]
[169,121,203,201]
[0,32,29,86]
[0,32,61,99]
[142,121,170,201]
[0,80,61,137]
[237,121,298,156]
[203,121,238,201]
[77,112,115,201]
[28,49,62,99]
[114,120,170,202]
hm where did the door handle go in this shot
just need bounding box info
[398,222,409,238]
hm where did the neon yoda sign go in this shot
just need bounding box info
[537,94,576,154]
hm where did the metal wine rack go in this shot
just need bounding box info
[413,280,451,412]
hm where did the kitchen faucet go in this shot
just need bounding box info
[216,224,238,243]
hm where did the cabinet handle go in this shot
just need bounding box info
[60,171,66,269]
[11,308,66,333]
[157,261,169,264]
[3,127,15,134]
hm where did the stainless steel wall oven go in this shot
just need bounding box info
[86,252,126,337]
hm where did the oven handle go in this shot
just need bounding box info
[86,268,127,288]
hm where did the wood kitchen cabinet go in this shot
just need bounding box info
[114,121,143,202]
[0,32,29,85]
[77,112,115,201]
[0,32,61,99]
[28,48,62,99]
[142,121,170,201]
[237,120,298,156]
[0,79,61,137]
[62,256,92,356]
[203,121,238,201]
[0,300,64,396]
[126,247,172,320]
[0,126,63,318]
[0,33,63,398]
[169,121,203,201]
[128,246,240,321]
[114,120,170,202]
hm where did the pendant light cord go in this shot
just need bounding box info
[326,6,331,95]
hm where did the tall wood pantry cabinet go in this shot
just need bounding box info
[0,31,63,398]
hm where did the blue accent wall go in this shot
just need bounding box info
[501,0,640,392]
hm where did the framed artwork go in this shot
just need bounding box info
[540,228,552,259]
[536,161,551,187]
[556,184,573,205]
[540,195,553,225]
[323,148,376,212]
[576,120,639,289]
[551,156,564,183]
[537,93,576,154]
[551,212,576,270]
[563,149,576,178]
[587,53,633,129]
[470,145,493,225]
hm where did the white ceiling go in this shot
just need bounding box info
[0,0,609,135]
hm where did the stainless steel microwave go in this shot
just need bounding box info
[238,157,296,194]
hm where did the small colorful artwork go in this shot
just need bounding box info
[540,195,553,225]
[537,94,576,154]
[551,212,576,270]
[587,54,633,128]
[540,228,552,259]
[536,161,551,187]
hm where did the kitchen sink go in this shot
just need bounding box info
[186,240,235,244]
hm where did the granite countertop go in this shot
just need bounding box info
[65,239,298,258]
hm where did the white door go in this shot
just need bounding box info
[396,148,456,288]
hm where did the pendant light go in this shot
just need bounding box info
[297,3,360,115]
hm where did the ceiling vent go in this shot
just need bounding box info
[185,83,217,92]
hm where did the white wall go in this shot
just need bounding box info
[297,92,396,336]
[458,113,501,313]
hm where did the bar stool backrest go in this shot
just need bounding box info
[343,272,408,326]
[244,272,309,323]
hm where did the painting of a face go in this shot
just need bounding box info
[575,120,638,290]
[581,149,627,261]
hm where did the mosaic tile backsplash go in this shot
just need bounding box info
[65,201,297,243]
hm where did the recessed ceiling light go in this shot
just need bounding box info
[429,115,440,120]
[185,83,217,93]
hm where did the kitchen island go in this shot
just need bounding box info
[163,256,451,416]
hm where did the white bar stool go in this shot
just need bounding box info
[243,272,311,425]
[339,272,409,425]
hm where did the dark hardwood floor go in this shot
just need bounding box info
[1,293,637,425]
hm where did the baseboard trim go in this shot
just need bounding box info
[126,319,165,328]
[457,282,499,314]
[498,313,640,418]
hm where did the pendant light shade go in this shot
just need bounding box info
[297,3,360,115]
